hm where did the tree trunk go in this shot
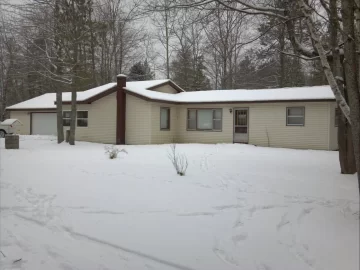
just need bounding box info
[165,0,170,79]
[299,0,360,194]
[279,33,285,88]
[69,88,76,145]
[56,90,64,144]
[329,0,355,174]
[354,0,360,95]
[54,0,64,144]
[338,117,357,174]
[341,0,360,194]
[69,44,79,145]
[298,0,351,122]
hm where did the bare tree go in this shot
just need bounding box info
[95,0,145,84]
[170,8,210,90]
[202,4,249,89]
[149,0,178,78]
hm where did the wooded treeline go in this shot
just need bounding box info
[0,0,328,116]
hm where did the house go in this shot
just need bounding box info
[6,75,338,150]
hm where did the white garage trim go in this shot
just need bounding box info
[31,112,57,135]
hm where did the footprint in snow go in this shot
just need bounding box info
[277,212,290,231]
[256,263,272,270]
[297,207,314,224]
[232,233,248,245]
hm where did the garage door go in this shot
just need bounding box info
[32,113,57,135]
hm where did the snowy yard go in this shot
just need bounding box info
[0,136,359,270]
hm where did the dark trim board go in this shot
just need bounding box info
[7,108,57,112]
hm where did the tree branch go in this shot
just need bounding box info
[276,49,320,60]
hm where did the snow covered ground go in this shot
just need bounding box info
[0,136,358,270]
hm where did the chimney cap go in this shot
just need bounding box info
[117,74,127,78]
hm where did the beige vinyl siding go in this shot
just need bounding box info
[125,94,151,144]
[9,111,32,134]
[329,102,338,150]
[151,84,178,94]
[150,103,177,144]
[248,102,330,150]
[177,102,332,150]
[62,92,117,144]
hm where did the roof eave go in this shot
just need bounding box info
[6,108,57,111]
[124,90,335,105]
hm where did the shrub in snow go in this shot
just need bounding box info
[105,145,127,159]
[168,144,188,176]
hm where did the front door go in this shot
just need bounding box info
[233,108,249,143]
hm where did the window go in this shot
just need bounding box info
[335,107,339,127]
[187,109,222,131]
[286,107,305,126]
[62,111,88,127]
[160,107,170,130]
[77,111,88,127]
[187,110,196,130]
[63,111,71,127]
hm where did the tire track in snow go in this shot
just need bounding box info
[60,227,199,270]
[11,213,198,270]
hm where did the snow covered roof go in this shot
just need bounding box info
[6,80,335,111]
[6,93,58,110]
[62,83,117,102]
[125,85,335,104]
[6,80,174,110]
[0,119,23,125]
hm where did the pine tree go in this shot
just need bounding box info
[128,60,154,81]
[171,49,210,91]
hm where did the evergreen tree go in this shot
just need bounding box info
[171,49,210,91]
[128,60,154,81]
[234,55,257,89]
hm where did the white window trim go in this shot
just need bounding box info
[77,111,88,128]
[187,108,222,131]
[286,107,305,126]
[62,110,88,128]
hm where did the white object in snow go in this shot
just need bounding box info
[0,119,22,137]
[1,119,23,126]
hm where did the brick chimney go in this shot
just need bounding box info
[116,74,127,145]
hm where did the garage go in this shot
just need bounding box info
[31,113,57,135]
